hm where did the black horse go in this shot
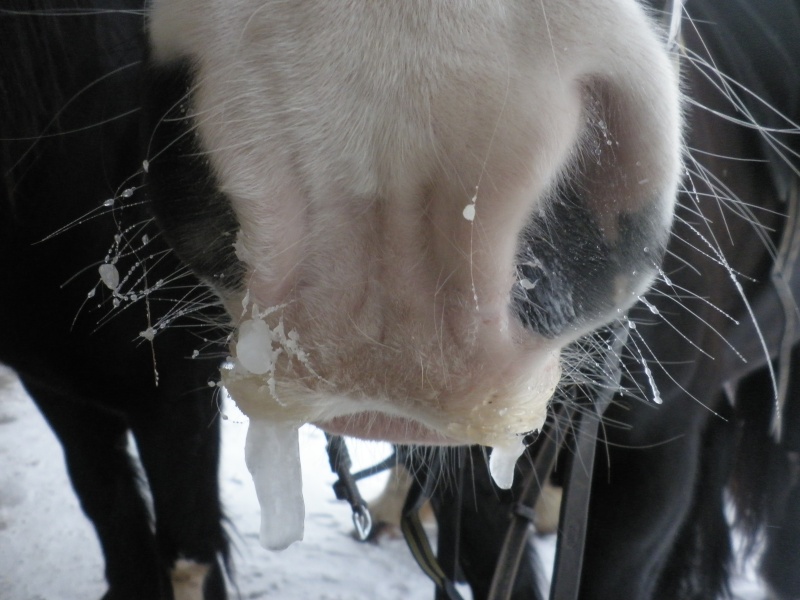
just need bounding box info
[421,1,800,598]
[1,5,230,598]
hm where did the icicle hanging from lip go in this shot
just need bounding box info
[489,437,526,489]
[226,307,311,550]
[244,418,305,550]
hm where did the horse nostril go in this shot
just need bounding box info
[513,79,680,340]
[513,183,668,339]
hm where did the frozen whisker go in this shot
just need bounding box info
[680,48,800,180]
[685,158,777,233]
[4,60,141,174]
[672,208,778,399]
[631,295,719,361]
[36,196,144,243]
[0,7,146,17]
[629,323,734,419]
[150,285,231,330]
[681,48,800,136]
[688,146,770,164]
[650,279,741,326]
[671,217,749,278]
[0,108,141,144]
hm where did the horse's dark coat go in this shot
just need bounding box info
[142,61,245,294]
[0,3,229,598]
[427,1,800,599]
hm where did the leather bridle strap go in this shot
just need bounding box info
[549,380,617,599]
[486,400,573,600]
[396,323,629,600]
[325,433,394,541]
[402,467,466,600]
[488,322,630,600]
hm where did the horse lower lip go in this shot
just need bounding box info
[315,414,457,445]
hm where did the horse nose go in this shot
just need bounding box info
[513,140,676,339]
[145,0,683,448]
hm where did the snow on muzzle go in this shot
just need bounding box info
[144,0,682,548]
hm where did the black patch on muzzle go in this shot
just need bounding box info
[514,186,666,338]
[141,60,244,291]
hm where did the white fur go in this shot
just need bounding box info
[148,0,682,445]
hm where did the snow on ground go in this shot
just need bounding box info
[0,364,767,599]
[0,365,439,600]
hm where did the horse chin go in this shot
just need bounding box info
[314,414,458,445]
[222,352,557,449]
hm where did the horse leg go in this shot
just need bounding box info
[129,379,228,600]
[761,347,800,600]
[654,400,736,600]
[579,398,710,600]
[22,378,168,599]
[735,353,800,600]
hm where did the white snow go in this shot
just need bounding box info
[0,365,770,599]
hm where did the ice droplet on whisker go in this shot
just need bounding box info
[98,263,119,290]
[463,204,476,221]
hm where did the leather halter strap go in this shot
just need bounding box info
[392,322,629,600]
[488,322,629,600]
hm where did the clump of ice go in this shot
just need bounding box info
[463,189,478,221]
[236,318,276,375]
[233,301,317,384]
[225,301,324,551]
[245,418,305,550]
[98,263,119,290]
[489,437,525,489]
